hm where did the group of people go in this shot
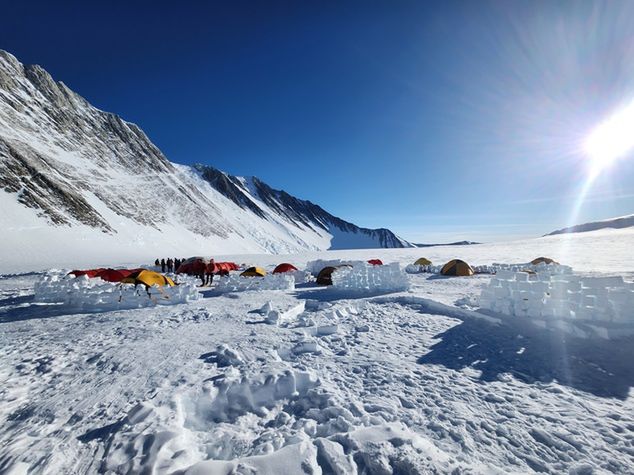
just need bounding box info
[199,259,215,287]
[154,257,216,287]
[154,258,184,274]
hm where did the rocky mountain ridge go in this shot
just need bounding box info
[0,49,411,271]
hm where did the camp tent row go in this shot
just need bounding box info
[410,256,560,277]
[69,268,175,287]
[411,257,475,276]
[240,263,299,277]
[176,258,240,275]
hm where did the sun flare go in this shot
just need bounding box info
[584,99,634,177]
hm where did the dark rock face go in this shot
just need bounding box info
[0,140,112,230]
[0,49,411,251]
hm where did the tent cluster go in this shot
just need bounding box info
[409,257,475,276]
[175,258,240,276]
[69,268,175,287]
[240,263,299,277]
[408,256,560,277]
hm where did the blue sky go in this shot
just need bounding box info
[2,0,634,242]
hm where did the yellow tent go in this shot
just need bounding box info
[121,270,175,287]
[414,257,432,266]
[531,257,558,265]
[240,266,266,277]
[440,259,474,277]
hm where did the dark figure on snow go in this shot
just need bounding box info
[174,258,180,272]
[161,258,166,273]
[167,258,174,273]
[154,258,160,267]
[204,259,215,286]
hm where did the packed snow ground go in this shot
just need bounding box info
[1,232,634,474]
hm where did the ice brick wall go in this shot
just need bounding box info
[34,270,201,311]
[331,263,409,293]
[214,273,295,292]
[479,269,634,324]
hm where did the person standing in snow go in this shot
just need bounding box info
[204,259,215,286]
[161,258,166,273]
[174,258,180,272]
[154,258,160,267]
[167,258,173,273]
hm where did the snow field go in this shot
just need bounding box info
[1,266,633,474]
[33,270,200,311]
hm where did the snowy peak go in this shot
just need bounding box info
[547,214,634,236]
[0,49,411,270]
[193,164,412,249]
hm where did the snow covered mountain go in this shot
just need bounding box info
[0,50,411,271]
[547,214,634,236]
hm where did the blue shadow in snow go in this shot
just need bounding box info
[417,316,634,399]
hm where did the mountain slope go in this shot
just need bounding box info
[547,214,634,236]
[0,50,411,272]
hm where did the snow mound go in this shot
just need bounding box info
[479,268,634,337]
[33,270,200,311]
[214,273,295,292]
[331,262,409,294]
[264,301,306,325]
[184,368,320,424]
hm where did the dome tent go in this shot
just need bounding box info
[316,265,352,286]
[95,268,133,283]
[367,259,383,266]
[69,268,106,278]
[531,257,558,265]
[273,263,298,274]
[176,257,209,275]
[241,267,267,277]
[121,270,175,287]
[414,257,432,266]
[440,259,474,277]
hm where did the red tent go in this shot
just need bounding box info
[95,269,127,282]
[213,262,239,274]
[273,263,298,274]
[367,259,383,266]
[176,257,208,275]
[215,262,239,271]
[94,268,146,282]
[69,268,106,278]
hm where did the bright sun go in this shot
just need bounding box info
[584,99,634,177]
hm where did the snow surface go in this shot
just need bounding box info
[1,233,634,474]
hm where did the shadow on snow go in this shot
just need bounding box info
[417,314,634,399]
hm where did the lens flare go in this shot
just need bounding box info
[584,99,634,178]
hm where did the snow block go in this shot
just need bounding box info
[331,262,409,294]
[215,273,295,292]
